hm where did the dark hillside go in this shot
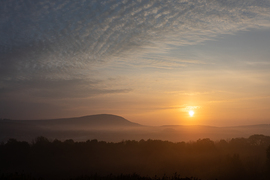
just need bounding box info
[0,114,143,142]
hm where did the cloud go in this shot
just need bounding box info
[0,77,131,100]
[1,0,270,78]
[1,0,270,102]
[180,105,201,112]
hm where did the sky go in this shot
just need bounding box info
[1,0,270,126]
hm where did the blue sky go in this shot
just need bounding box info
[1,0,270,126]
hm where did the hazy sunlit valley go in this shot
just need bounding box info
[1,0,270,179]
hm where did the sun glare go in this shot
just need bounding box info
[189,110,194,117]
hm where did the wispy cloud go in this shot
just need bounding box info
[1,0,270,106]
[1,0,270,79]
[179,105,201,112]
[0,77,132,100]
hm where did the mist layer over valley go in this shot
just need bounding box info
[1,114,270,142]
[2,114,270,180]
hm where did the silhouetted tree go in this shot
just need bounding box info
[267,145,270,169]
[1,135,270,180]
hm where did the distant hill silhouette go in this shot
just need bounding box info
[0,114,144,142]
[51,114,142,127]
[1,114,270,142]
[28,114,141,129]
[0,114,141,131]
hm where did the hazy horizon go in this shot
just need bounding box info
[1,114,270,144]
[2,113,270,128]
[1,0,270,127]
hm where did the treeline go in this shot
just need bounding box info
[1,135,270,180]
[0,172,200,180]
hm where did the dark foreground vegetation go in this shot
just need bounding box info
[0,172,200,180]
[1,135,270,180]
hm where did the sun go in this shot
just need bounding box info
[189,110,194,117]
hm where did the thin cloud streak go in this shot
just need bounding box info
[1,0,270,80]
[1,0,270,122]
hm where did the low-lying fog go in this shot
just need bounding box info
[1,114,270,142]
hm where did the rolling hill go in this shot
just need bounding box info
[1,114,270,142]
